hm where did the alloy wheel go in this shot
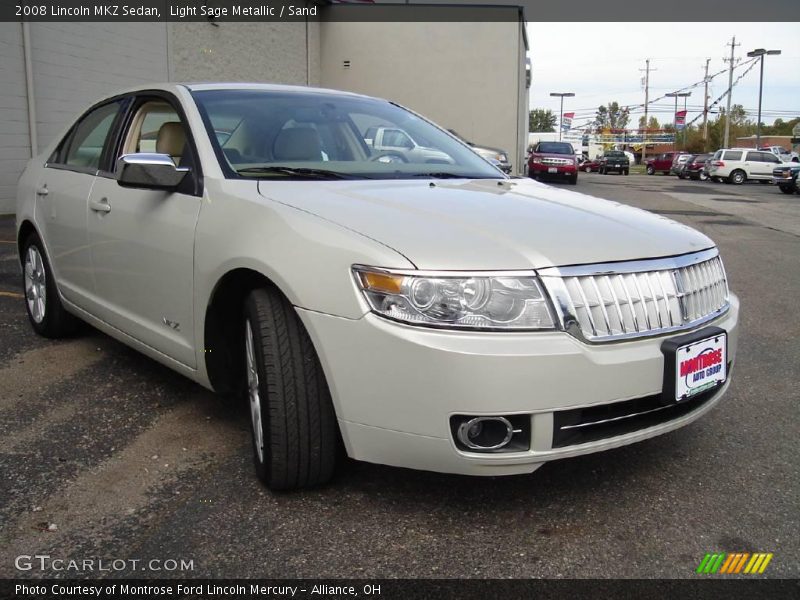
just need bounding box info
[24,246,46,324]
[245,319,264,463]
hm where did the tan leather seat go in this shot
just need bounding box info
[273,127,322,161]
[156,122,186,165]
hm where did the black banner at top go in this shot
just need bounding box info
[2,0,798,22]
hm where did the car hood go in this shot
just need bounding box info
[256,178,714,270]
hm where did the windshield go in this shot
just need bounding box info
[605,151,625,157]
[191,88,502,180]
[534,142,574,155]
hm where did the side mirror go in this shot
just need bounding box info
[116,153,189,190]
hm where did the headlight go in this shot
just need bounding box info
[474,148,495,160]
[353,267,555,330]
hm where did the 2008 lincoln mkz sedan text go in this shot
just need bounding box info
[16,84,738,490]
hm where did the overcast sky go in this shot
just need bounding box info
[526,22,799,130]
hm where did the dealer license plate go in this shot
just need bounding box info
[674,334,727,401]
[548,167,558,173]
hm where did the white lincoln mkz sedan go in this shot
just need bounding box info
[16,83,739,490]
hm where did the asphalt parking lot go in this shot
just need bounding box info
[0,173,798,579]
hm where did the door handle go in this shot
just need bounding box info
[36,186,48,196]
[89,198,111,213]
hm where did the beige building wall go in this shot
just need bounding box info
[0,22,169,214]
[320,15,528,173]
[169,21,320,86]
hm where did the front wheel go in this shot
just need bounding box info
[623,169,629,176]
[21,233,78,338]
[244,287,338,490]
[779,185,794,195]
[568,175,577,185]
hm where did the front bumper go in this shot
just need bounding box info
[529,162,577,178]
[298,293,739,476]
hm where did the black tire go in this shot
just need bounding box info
[623,169,629,176]
[646,165,655,175]
[568,175,577,185]
[243,286,337,490]
[728,170,746,185]
[21,232,79,338]
[779,185,794,195]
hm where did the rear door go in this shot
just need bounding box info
[85,93,203,367]
[36,99,127,306]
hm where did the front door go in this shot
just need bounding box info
[86,97,202,367]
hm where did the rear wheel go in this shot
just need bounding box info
[728,170,746,185]
[21,233,78,338]
[584,166,592,173]
[646,165,655,175]
[244,286,338,490]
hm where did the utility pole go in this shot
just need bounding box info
[640,59,654,164]
[702,59,710,151]
[723,36,740,149]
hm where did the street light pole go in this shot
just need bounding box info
[550,92,575,142]
[747,48,781,148]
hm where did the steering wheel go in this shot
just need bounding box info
[369,152,409,164]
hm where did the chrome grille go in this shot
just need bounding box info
[541,157,572,166]
[539,250,729,342]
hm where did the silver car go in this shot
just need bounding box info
[16,83,739,490]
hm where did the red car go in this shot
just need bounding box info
[579,156,601,173]
[528,141,578,185]
[646,151,682,175]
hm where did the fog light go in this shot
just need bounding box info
[451,415,530,453]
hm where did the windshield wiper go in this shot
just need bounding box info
[407,172,484,179]
[237,166,367,180]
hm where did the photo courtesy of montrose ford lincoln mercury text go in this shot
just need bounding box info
[15,83,739,490]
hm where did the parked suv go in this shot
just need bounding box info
[528,141,578,184]
[599,150,630,175]
[678,154,712,180]
[670,153,692,176]
[708,148,783,184]
[646,151,683,175]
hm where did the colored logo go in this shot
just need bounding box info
[696,552,773,574]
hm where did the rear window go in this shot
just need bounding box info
[534,142,574,154]
[723,150,742,161]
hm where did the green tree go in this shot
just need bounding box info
[638,115,660,130]
[594,102,630,131]
[529,109,557,132]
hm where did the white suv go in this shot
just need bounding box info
[708,148,782,184]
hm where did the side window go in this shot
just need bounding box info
[724,151,742,161]
[62,101,123,170]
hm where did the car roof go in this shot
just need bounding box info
[89,82,381,106]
